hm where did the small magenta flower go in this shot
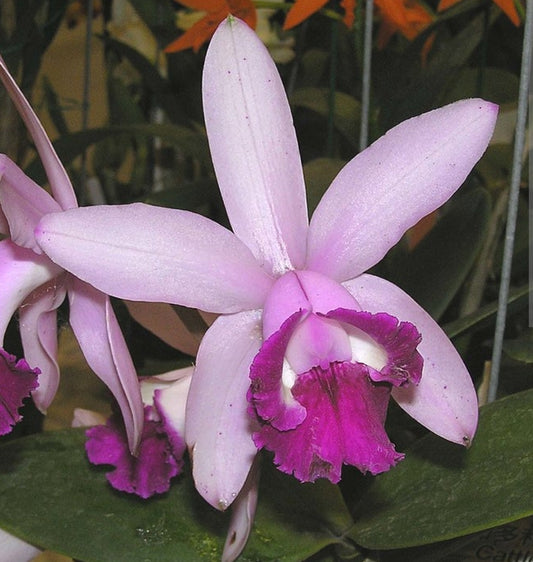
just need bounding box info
[35,17,498,512]
[0,57,143,450]
[85,369,191,499]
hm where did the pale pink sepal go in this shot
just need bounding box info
[36,203,274,314]
[186,310,263,510]
[0,155,61,253]
[72,407,107,427]
[203,17,308,275]
[0,240,61,342]
[0,56,77,210]
[0,528,40,562]
[18,278,66,411]
[125,301,201,356]
[151,367,193,439]
[307,99,498,282]
[68,277,144,453]
[344,274,478,445]
[222,458,260,562]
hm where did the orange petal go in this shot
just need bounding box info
[376,0,433,42]
[493,0,521,25]
[165,13,223,53]
[437,0,460,10]
[228,0,257,27]
[283,0,329,30]
[341,0,356,28]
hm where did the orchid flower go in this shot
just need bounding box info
[0,57,143,451]
[85,368,191,499]
[35,17,498,514]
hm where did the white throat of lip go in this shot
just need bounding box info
[348,327,387,372]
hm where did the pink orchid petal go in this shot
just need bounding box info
[306,99,498,281]
[0,56,77,210]
[0,156,61,253]
[18,278,66,411]
[36,203,274,314]
[222,458,260,562]
[0,348,40,435]
[204,17,308,275]
[153,369,192,458]
[0,240,61,341]
[0,528,40,562]
[343,274,478,445]
[125,301,201,356]
[186,310,263,510]
[68,277,144,453]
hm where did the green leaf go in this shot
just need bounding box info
[25,124,210,185]
[443,283,530,339]
[377,7,499,130]
[503,329,533,364]
[392,188,491,320]
[0,430,350,561]
[349,389,533,550]
[104,37,191,126]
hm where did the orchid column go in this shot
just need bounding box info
[35,17,498,512]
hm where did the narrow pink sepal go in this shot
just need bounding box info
[222,458,260,562]
[186,310,263,510]
[68,277,144,453]
[18,278,66,411]
[204,17,308,275]
[36,203,274,314]
[0,155,61,253]
[0,56,77,210]
[307,99,498,281]
[344,274,478,445]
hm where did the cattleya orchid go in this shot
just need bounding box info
[85,368,191,499]
[0,57,143,451]
[35,16,497,517]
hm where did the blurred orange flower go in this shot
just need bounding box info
[165,0,256,53]
[283,0,433,48]
[438,0,521,26]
